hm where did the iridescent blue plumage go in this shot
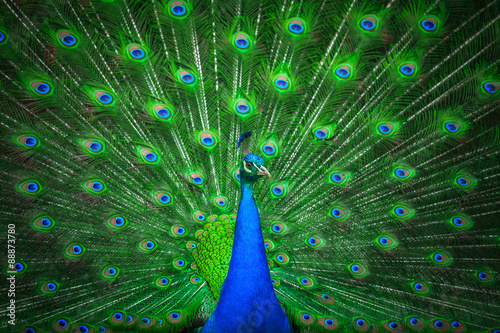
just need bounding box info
[202,134,292,333]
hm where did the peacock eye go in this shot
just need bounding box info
[246,162,253,169]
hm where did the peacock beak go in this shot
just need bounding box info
[257,166,271,178]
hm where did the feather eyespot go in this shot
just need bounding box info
[170,225,187,238]
[93,90,114,106]
[334,64,353,80]
[101,265,119,280]
[312,124,335,140]
[454,175,475,189]
[305,235,324,248]
[190,275,202,285]
[53,317,70,332]
[377,122,396,136]
[32,216,54,231]
[177,69,197,86]
[419,16,440,33]
[430,251,452,266]
[138,317,155,329]
[450,215,471,229]
[317,292,335,305]
[233,98,253,116]
[261,139,279,157]
[288,21,304,34]
[127,44,147,61]
[287,18,307,36]
[21,327,40,333]
[348,263,367,277]
[172,257,187,269]
[109,311,126,325]
[75,325,94,333]
[153,190,172,206]
[450,320,465,333]
[0,30,7,45]
[329,205,348,220]
[358,15,378,32]
[298,312,315,325]
[167,310,184,324]
[376,235,397,249]
[271,277,280,286]
[214,196,227,208]
[138,239,157,253]
[186,241,197,250]
[264,239,275,250]
[395,168,407,178]
[64,243,86,258]
[168,1,190,19]
[189,173,205,186]
[385,321,400,330]
[475,270,494,283]
[82,139,104,154]
[232,32,253,51]
[274,74,291,91]
[198,131,218,149]
[411,281,431,295]
[272,185,283,196]
[329,172,350,185]
[392,166,415,181]
[17,180,42,196]
[319,317,338,330]
[40,281,59,295]
[83,179,106,194]
[232,169,241,183]
[155,276,171,288]
[331,173,343,183]
[353,317,370,332]
[398,62,418,77]
[123,315,138,327]
[270,222,287,235]
[482,81,499,96]
[57,30,78,48]
[14,262,25,273]
[138,147,159,164]
[193,211,206,222]
[274,252,289,265]
[156,106,173,122]
[406,316,424,329]
[195,229,204,239]
[122,314,139,327]
[430,319,450,332]
[16,135,39,149]
[314,128,328,139]
[390,204,414,220]
[270,183,288,198]
[106,215,127,230]
[8,261,27,275]
[298,276,315,288]
[444,121,462,134]
[30,81,53,96]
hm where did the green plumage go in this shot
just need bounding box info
[0,0,499,332]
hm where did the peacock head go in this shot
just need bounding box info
[240,154,271,183]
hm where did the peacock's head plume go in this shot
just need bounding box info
[238,132,271,182]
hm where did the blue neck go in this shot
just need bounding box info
[202,177,292,332]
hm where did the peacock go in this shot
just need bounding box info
[0,0,499,332]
